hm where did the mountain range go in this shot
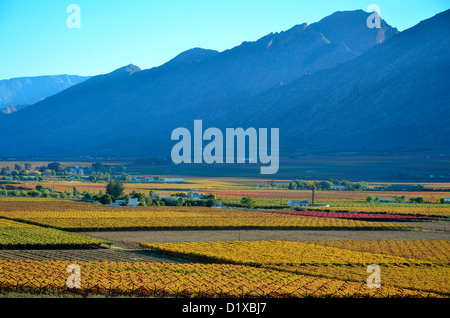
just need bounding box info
[0,75,89,112]
[0,9,448,158]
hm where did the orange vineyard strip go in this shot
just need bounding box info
[141,240,450,296]
[0,260,441,298]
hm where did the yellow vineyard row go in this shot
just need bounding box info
[0,198,418,230]
[0,260,441,298]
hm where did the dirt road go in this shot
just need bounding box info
[1,221,446,262]
[80,225,449,249]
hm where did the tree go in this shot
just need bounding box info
[8,190,19,197]
[47,162,63,172]
[177,197,185,206]
[14,164,23,171]
[92,162,104,171]
[366,195,380,203]
[309,182,317,205]
[106,180,125,200]
[99,194,112,205]
[288,181,297,190]
[319,180,333,190]
[340,180,351,189]
[241,196,256,209]
[35,184,46,192]
[40,189,50,197]
[203,193,216,200]
[354,181,369,190]
[84,192,93,200]
[394,195,406,203]
[145,197,154,206]
[410,197,425,203]
[131,192,147,204]
[28,189,42,197]
[288,179,308,190]
[122,173,132,182]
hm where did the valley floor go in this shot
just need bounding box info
[0,221,447,262]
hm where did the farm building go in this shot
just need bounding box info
[210,201,224,208]
[331,185,346,190]
[162,178,185,183]
[287,200,310,207]
[132,176,151,181]
[112,198,139,207]
[187,192,203,200]
[444,198,450,203]
[128,198,139,206]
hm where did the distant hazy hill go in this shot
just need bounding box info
[0,75,89,111]
[6,9,442,158]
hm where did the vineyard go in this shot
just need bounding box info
[0,198,419,231]
[0,179,448,299]
[0,218,107,249]
[212,189,450,204]
[141,240,450,296]
[305,204,450,218]
[0,259,444,298]
[268,210,440,222]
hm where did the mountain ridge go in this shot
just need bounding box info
[1,9,443,158]
[236,9,450,153]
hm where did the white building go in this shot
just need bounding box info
[331,185,346,190]
[162,178,185,183]
[128,198,139,206]
[444,198,450,203]
[112,197,139,207]
[287,200,310,207]
[187,192,203,200]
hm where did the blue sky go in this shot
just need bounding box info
[0,0,448,80]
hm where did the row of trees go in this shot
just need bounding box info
[0,179,222,207]
[0,163,33,173]
[0,184,73,199]
[366,195,426,203]
[287,179,369,191]
[88,180,220,207]
[0,161,128,179]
